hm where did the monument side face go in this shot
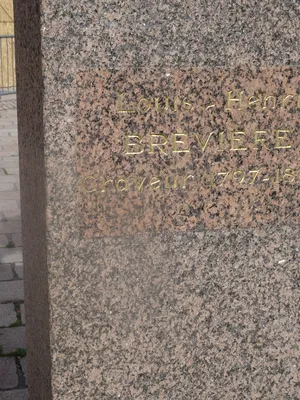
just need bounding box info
[15,1,300,399]
[14,0,52,399]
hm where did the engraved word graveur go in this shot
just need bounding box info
[77,67,300,236]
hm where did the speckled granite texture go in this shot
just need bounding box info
[78,67,300,236]
[14,0,300,399]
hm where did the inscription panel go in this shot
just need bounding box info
[77,67,300,236]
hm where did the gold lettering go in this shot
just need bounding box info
[155,97,168,112]
[233,170,245,184]
[248,96,259,108]
[230,131,247,151]
[150,134,168,155]
[281,95,294,108]
[135,177,147,192]
[182,98,193,111]
[226,91,244,111]
[83,176,96,193]
[154,97,179,112]
[172,133,190,153]
[282,168,295,182]
[254,131,269,150]
[117,93,135,113]
[165,175,178,189]
[125,135,144,155]
[169,97,180,112]
[100,179,113,193]
[138,98,151,113]
[274,130,292,149]
[182,175,194,189]
[150,177,161,190]
[218,131,224,152]
[216,172,229,186]
[206,104,216,111]
[263,95,276,110]
[249,170,260,185]
[194,131,215,152]
[116,179,128,192]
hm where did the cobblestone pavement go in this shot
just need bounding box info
[0,95,28,399]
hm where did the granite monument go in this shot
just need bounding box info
[15,1,300,399]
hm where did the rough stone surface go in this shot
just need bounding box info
[20,303,25,325]
[14,1,300,399]
[20,357,27,385]
[0,281,24,302]
[0,264,13,281]
[12,233,22,247]
[0,303,16,327]
[0,234,9,247]
[0,358,18,389]
[0,248,23,263]
[14,263,23,279]
[0,326,26,353]
[0,390,29,400]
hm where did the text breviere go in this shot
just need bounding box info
[123,129,292,155]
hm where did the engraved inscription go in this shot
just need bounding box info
[77,67,300,236]
[123,129,293,155]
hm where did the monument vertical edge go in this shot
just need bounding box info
[14,0,52,399]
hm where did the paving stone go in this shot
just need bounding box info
[0,143,18,148]
[0,152,18,158]
[0,389,29,400]
[0,192,20,200]
[3,210,21,221]
[0,248,23,263]
[0,138,18,145]
[0,222,22,235]
[12,233,22,247]
[0,175,18,183]
[0,183,16,191]
[14,263,23,279]
[1,169,19,176]
[0,135,18,143]
[0,304,16,327]
[0,281,24,302]
[20,304,25,325]
[0,327,26,353]
[8,131,18,137]
[0,131,17,138]
[0,156,19,162]
[0,146,18,152]
[0,264,13,281]
[0,161,19,168]
[0,214,7,222]
[0,146,18,153]
[0,200,19,212]
[20,357,27,385]
[0,358,18,389]
[0,234,9,247]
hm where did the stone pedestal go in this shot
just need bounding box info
[14,1,300,399]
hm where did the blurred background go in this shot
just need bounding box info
[0,0,16,95]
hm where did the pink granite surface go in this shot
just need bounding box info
[77,67,300,236]
[14,0,300,399]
